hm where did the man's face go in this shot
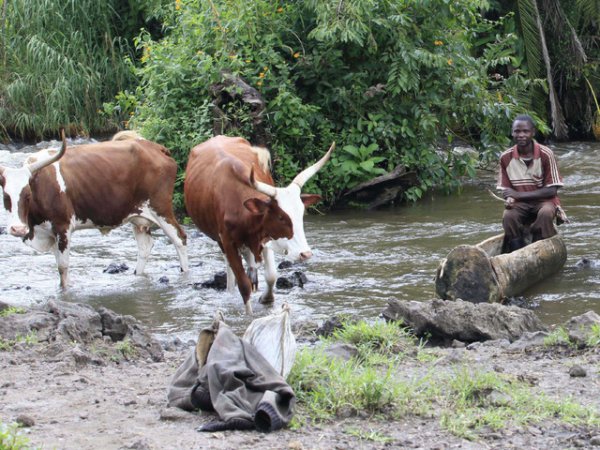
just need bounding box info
[512,120,535,148]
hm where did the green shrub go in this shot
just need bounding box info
[0,307,26,318]
[0,421,36,450]
[126,0,536,208]
[0,0,156,139]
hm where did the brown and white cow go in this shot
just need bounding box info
[0,129,188,288]
[184,135,334,314]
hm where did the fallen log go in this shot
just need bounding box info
[435,233,567,303]
[338,165,418,209]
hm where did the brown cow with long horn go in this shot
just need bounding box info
[184,135,334,314]
[0,129,188,288]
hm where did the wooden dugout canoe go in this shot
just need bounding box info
[434,233,567,303]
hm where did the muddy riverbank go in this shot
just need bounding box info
[1,301,599,450]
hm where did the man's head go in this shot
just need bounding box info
[512,114,536,150]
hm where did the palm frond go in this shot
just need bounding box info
[515,0,568,138]
[575,0,600,27]
[516,0,544,78]
[542,0,587,71]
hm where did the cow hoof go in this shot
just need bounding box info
[258,293,274,305]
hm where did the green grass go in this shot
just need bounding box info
[586,323,600,347]
[0,421,37,450]
[543,326,573,347]
[288,318,600,440]
[0,331,38,351]
[345,427,393,444]
[543,324,600,348]
[114,338,137,360]
[326,319,416,363]
[0,307,26,318]
[440,367,600,439]
[288,319,439,422]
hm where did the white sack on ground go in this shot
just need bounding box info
[243,303,297,378]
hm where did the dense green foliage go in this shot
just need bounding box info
[0,0,162,140]
[127,0,541,207]
[1,0,599,208]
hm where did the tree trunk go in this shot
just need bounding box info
[435,234,567,303]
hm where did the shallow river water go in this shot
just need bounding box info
[0,139,598,340]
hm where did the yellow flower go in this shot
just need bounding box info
[497,91,503,102]
[434,40,443,46]
[277,7,283,13]
[175,0,181,10]
[245,59,251,63]
[259,72,265,78]
[263,66,268,71]
[447,58,453,65]
[257,80,263,87]
[293,52,300,58]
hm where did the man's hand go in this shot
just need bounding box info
[502,186,558,203]
[502,188,519,200]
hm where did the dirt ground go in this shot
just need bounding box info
[1,311,600,450]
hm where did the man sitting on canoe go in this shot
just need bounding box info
[497,114,564,253]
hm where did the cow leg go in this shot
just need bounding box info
[241,248,259,292]
[259,246,276,304]
[132,224,154,275]
[224,254,237,293]
[53,233,71,289]
[151,215,189,273]
[223,244,253,315]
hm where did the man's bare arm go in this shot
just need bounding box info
[502,186,558,202]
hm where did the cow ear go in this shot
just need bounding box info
[300,194,322,208]
[244,198,269,215]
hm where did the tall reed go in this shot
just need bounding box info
[0,0,136,139]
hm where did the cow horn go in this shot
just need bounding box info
[291,142,335,189]
[250,165,277,198]
[27,128,67,174]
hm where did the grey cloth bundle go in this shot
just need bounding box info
[167,318,296,432]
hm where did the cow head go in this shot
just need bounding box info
[243,194,294,242]
[251,142,335,261]
[0,129,66,237]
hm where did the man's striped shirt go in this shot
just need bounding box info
[497,141,563,199]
